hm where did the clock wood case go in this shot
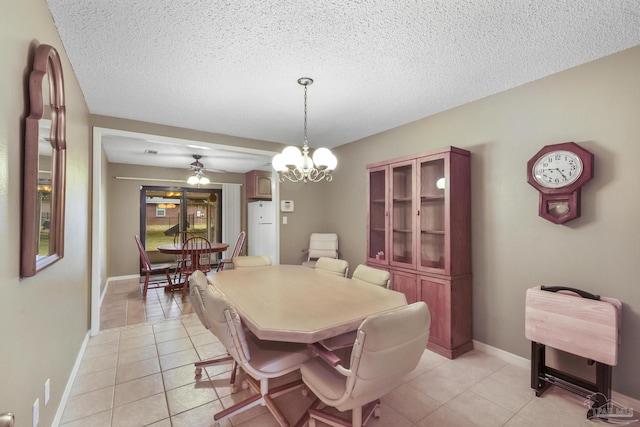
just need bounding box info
[527,142,594,224]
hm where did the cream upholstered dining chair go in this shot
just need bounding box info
[188,271,239,387]
[315,256,349,277]
[216,231,246,272]
[302,233,339,268]
[302,302,430,427]
[231,255,271,269]
[351,264,391,289]
[201,282,314,426]
[134,235,173,297]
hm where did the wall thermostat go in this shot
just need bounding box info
[280,200,294,212]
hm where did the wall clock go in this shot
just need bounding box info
[527,142,594,224]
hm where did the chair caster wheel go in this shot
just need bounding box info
[195,367,202,378]
[301,388,309,397]
[241,380,249,390]
[230,385,239,394]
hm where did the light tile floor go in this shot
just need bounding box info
[100,276,194,330]
[60,277,630,426]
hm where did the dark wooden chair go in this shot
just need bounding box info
[172,231,194,283]
[180,236,213,294]
[216,231,246,272]
[134,235,173,297]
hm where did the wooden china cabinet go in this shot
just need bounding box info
[366,146,472,358]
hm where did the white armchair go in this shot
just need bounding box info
[302,233,339,268]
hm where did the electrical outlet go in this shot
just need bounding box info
[44,379,50,405]
[32,398,39,427]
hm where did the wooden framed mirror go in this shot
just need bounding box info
[21,44,66,277]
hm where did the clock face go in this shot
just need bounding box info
[532,150,583,189]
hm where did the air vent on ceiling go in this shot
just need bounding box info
[145,149,158,155]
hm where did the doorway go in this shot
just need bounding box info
[139,186,222,267]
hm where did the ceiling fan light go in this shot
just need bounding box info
[187,175,200,185]
[199,176,210,185]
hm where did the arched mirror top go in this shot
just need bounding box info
[21,44,67,277]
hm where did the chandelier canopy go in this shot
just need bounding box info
[272,78,337,183]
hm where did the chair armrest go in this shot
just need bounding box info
[308,342,341,367]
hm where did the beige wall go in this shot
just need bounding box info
[327,46,640,398]
[0,0,91,424]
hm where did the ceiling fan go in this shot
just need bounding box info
[188,154,226,174]
[187,154,226,185]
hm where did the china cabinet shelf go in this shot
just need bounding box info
[366,146,472,359]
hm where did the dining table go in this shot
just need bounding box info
[157,242,229,255]
[207,264,408,344]
[158,241,229,291]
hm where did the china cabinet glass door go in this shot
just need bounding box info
[418,155,446,273]
[390,160,416,268]
[367,166,388,263]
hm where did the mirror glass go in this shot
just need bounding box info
[37,119,53,258]
[21,44,66,277]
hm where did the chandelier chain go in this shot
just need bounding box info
[303,84,308,146]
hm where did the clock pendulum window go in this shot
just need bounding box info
[527,142,594,224]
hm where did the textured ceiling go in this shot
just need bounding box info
[47,0,640,172]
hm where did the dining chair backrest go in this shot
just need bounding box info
[348,301,430,400]
[351,264,391,289]
[134,235,151,270]
[181,236,213,274]
[202,284,251,364]
[174,230,194,246]
[315,256,349,277]
[189,270,210,329]
[216,231,246,272]
[231,231,246,258]
[232,255,271,269]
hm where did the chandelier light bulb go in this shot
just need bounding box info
[272,153,287,172]
[282,146,304,168]
[312,147,337,171]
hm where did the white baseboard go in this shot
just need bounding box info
[472,340,530,369]
[109,274,140,281]
[52,331,91,427]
